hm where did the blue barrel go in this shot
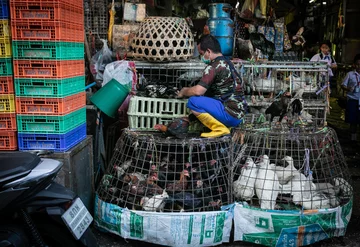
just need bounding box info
[209,3,232,18]
[207,17,234,56]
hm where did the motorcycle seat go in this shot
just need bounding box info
[0,152,40,187]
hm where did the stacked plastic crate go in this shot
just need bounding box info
[0,0,16,150]
[10,0,86,152]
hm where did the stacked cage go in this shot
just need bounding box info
[10,0,86,152]
[0,0,16,150]
[233,61,330,130]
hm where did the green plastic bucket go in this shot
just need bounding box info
[90,79,130,118]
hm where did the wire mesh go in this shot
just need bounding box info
[134,61,205,89]
[133,61,329,130]
[97,129,232,212]
[231,127,352,211]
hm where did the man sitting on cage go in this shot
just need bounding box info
[177,34,247,138]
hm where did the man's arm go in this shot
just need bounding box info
[177,85,207,98]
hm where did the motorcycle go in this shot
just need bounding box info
[0,151,97,247]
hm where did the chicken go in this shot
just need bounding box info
[113,160,132,179]
[124,173,163,196]
[333,177,352,199]
[265,91,291,124]
[154,117,190,138]
[122,172,146,184]
[203,25,210,35]
[193,179,211,198]
[200,159,219,182]
[233,158,258,201]
[236,38,255,60]
[166,170,190,193]
[140,190,169,212]
[167,192,202,209]
[275,156,297,185]
[254,155,279,210]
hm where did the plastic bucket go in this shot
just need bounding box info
[90,79,130,118]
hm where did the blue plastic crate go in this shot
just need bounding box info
[0,1,9,19]
[18,123,86,152]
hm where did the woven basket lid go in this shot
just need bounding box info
[130,17,194,62]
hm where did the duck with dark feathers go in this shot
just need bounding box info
[265,91,291,124]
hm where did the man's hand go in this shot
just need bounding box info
[176,87,188,98]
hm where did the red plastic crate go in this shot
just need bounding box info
[9,0,83,8]
[16,92,85,115]
[13,60,85,78]
[0,77,14,94]
[11,20,84,42]
[0,131,17,150]
[10,1,83,25]
[0,113,17,131]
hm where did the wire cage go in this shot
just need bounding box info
[230,61,329,130]
[234,61,329,100]
[231,127,352,211]
[97,129,232,212]
[134,60,205,89]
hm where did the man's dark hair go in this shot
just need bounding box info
[199,34,222,53]
[354,54,360,64]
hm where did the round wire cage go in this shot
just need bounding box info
[97,129,232,212]
[231,127,352,211]
[130,17,194,62]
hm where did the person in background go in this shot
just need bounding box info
[341,54,360,141]
[176,34,246,138]
[310,40,337,89]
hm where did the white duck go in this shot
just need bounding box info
[233,157,258,201]
[275,156,297,185]
[255,155,279,210]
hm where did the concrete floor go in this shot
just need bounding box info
[93,97,360,247]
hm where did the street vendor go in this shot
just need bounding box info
[177,34,247,138]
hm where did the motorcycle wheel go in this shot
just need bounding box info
[34,221,82,247]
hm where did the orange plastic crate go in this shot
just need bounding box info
[11,20,84,42]
[0,113,17,130]
[0,131,17,150]
[10,1,83,25]
[13,60,85,78]
[16,92,85,115]
[0,77,14,94]
[9,0,83,8]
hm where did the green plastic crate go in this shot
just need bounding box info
[12,41,84,60]
[0,58,12,76]
[17,107,86,134]
[14,76,85,98]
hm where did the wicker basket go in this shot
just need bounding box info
[130,17,194,62]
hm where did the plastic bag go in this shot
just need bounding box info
[91,39,113,81]
[103,60,134,87]
[240,0,258,19]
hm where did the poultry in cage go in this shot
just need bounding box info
[97,130,232,212]
[232,128,353,211]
